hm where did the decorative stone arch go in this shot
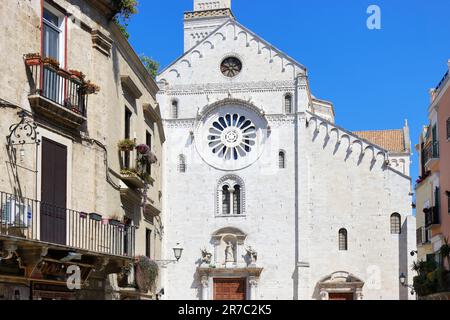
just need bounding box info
[318,271,365,300]
[216,174,246,216]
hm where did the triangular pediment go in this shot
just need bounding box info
[157,19,307,86]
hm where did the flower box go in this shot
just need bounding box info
[80,212,88,219]
[24,53,41,66]
[89,213,102,221]
[109,219,121,227]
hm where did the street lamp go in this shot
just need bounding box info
[399,273,415,295]
[155,243,184,266]
[173,243,183,262]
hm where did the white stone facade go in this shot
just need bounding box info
[157,0,416,300]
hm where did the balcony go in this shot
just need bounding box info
[24,54,98,130]
[423,141,439,171]
[425,206,440,228]
[119,142,157,190]
[0,191,135,258]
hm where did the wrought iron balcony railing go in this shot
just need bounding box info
[423,142,439,165]
[0,191,135,258]
[425,206,440,228]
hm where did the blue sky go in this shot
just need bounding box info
[127,0,450,183]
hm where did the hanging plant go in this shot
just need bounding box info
[69,69,86,81]
[82,80,100,94]
[135,256,158,292]
[136,144,150,155]
[118,139,136,151]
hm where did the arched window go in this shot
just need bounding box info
[339,229,348,251]
[171,100,178,119]
[233,185,241,215]
[390,213,401,234]
[279,151,286,169]
[178,154,186,173]
[284,94,292,114]
[217,175,245,216]
[222,185,230,214]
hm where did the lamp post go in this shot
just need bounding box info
[399,273,415,296]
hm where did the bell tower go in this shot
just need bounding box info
[184,0,234,52]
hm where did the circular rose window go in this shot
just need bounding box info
[208,114,256,160]
[195,104,268,171]
[220,57,242,77]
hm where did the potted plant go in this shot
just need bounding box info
[109,214,122,226]
[24,53,41,66]
[42,56,60,68]
[69,69,86,81]
[89,212,102,221]
[82,80,100,94]
[136,144,150,155]
[118,139,136,152]
[79,212,88,219]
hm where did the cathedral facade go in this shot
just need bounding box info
[157,0,416,300]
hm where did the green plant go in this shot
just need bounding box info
[120,167,138,176]
[135,256,158,292]
[140,55,160,79]
[139,171,153,184]
[118,139,136,151]
[112,0,138,39]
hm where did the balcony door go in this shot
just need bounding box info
[41,138,67,245]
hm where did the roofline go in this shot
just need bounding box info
[158,18,308,78]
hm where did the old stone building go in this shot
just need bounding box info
[157,0,416,300]
[0,0,164,299]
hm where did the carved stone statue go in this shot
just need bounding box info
[245,246,257,265]
[201,248,212,265]
[225,241,235,262]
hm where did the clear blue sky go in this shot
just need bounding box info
[127,0,450,183]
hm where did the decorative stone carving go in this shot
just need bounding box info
[201,248,213,265]
[245,246,257,266]
[225,241,235,262]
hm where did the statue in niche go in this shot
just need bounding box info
[225,241,235,262]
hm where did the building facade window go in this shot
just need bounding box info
[279,151,286,169]
[178,154,186,173]
[124,108,132,169]
[172,100,178,119]
[447,118,450,140]
[146,131,152,175]
[43,7,64,62]
[284,94,292,114]
[217,175,245,216]
[339,229,348,251]
[390,213,401,234]
[145,229,152,258]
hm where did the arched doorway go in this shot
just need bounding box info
[318,271,364,300]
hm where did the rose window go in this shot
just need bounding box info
[208,114,256,160]
[220,57,242,77]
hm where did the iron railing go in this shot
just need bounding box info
[423,141,439,165]
[0,191,135,258]
[27,61,88,116]
[425,206,440,228]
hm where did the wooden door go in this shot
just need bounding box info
[328,292,354,300]
[214,278,246,301]
[40,138,67,245]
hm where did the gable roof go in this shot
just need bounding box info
[353,129,407,153]
[158,18,307,77]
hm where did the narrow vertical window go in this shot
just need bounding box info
[172,100,178,119]
[339,229,348,251]
[279,151,286,169]
[145,229,152,258]
[124,108,132,168]
[447,118,450,140]
[43,8,61,61]
[146,131,152,175]
[222,185,230,215]
[390,213,401,234]
[284,94,292,114]
[178,154,186,173]
[233,185,241,215]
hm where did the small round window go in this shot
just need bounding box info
[220,57,242,77]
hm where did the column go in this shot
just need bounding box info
[355,288,363,300]
[319,289,329,300]
[248,276,258,300]
[201,276,209,300]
